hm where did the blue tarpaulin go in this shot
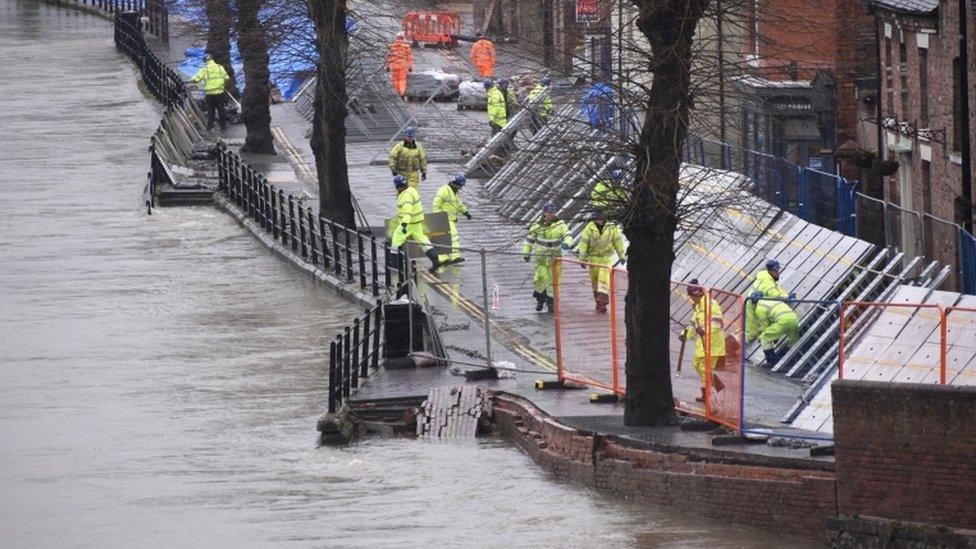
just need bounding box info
[172,0,357,101]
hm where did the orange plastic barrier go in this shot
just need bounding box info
[553,258,744,431]
[402,11,460,47]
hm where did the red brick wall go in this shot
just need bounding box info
[834,0,876,150]
[492,394,837,540]
[749,0,839,75]
[832,380,976,530]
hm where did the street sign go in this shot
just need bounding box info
[576,0,599,23]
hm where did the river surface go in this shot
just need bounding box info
[0,2,813,547]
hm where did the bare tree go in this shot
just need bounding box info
[622,0,711,426]
[306,0,355,225]
[238,0,276,153]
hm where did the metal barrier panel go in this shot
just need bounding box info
[743,299,839,441]
[944,306,976,385]
[554,258,616,392]
[611,267,627,394]
[840,302,946,385]
[961,229,976,295]
[706,288,744,431]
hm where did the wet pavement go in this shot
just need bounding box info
[1,1,815,546]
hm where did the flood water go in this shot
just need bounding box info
[0,2,812,547]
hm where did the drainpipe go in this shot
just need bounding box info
[874,10,885,165]
[959,0,973,232]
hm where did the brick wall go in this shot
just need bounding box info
[833,0,876,151]
[832,380,976,530]
[492,393,837,541]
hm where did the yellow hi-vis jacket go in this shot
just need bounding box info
[522,219,571,258]
[487,86,507,127]
[432,184,468,222]
[191,60,230,95]
[388,141,428,175]
[396,186,424,226]
[590,179,629,211]
[751,269,788,299]
[577,221,626,264]
[686,294,726,359]
[527,84,552,119]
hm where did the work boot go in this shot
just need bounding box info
[534,291,545,312]
[763,348,779,369]
[595,292,609,314]
[424,249,442,271]
[696,387,706,403]
[546,296,554,313]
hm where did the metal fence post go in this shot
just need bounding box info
[308,209,318,264]
[328,340,337,413]
[406,258,414,355]
[345,227,354,282]
[480,248,492,368]
[360,310,371,378]
[320,216,331,270]
[351,318,360,388]
[343,328,351,398]
[370,237,380,296]
[372,301,382,370]
[288,195,298,252]
[358,232,367,290]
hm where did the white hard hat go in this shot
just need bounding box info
[396,31,405,39]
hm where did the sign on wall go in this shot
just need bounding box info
[576,0,599,23]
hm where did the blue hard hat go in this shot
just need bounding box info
[766,259,781,271]
[750,291,763,302]
[393,175,408,187]
[498,77,510,88]
[610,169,623,181]
[541,76,551,86]
[542,202,557,213]
[483,79,493,89]
[451,174,466,187]
[403,126,416,138]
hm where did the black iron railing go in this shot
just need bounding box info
[328,302,384,413]
[215,143,407,297]
[56,0,168,40]
[115,13,184,106]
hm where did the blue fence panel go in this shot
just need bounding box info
[961,229,976,295]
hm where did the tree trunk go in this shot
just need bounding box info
[623,0,709,426]
[307,0,355,226]
[237,0,275,154]
[204,0,238,98]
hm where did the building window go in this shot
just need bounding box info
[953,57,962,152]
[899,39,908,120]
[885,37,893,117]
[919,48,928,127]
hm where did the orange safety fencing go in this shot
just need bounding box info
[839,302,976,387]
[402,11,461,46]
[554,258,745,431]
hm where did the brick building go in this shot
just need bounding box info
[734,0,849,172]
[861,0,976,271]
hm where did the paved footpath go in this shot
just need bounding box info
[152,10,828,458]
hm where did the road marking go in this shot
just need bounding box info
[272,126,317,185]
[420,270,557,371]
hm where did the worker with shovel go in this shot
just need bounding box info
[679,280,726,403]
